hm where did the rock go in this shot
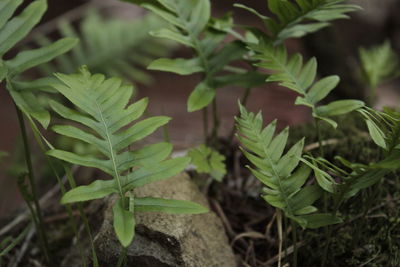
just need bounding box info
[93,173,237,267]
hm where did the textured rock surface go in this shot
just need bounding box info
[94,173,236,267]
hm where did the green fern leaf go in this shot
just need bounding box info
[251,41,364,128]
[34,11,171,84]
[0,0,77,128]
[236,103,341,228]
[48,67,206,247]
[359,40,399,89]
[129,0,259,112]
[188,144,226,181]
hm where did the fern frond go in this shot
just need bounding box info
[128,0,266,111]
[359,41,399,89]
[0,0,77,128]
[358,107,400,152]
[34,10,171,84]
[251,40,364,128]
[310,107,400,199]
[236,0,360,44]
[47,67,207,247]
[236,103,341,228]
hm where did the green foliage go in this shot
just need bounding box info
[0,0,77,128]
[359,41,399,90]
[34,10,171,84]
[236,0,360,44]
[236,103,341,228]
[128,0,266,112]
[308,108,400,200]
[188,144,226,181]
[250,41,364,128]
[47,67,207,247]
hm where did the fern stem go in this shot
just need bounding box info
[117,247,128,267]
[203,107,209,145]
[24,113,90,265]
[65,167,99,267]
[291,220,298,267]
[14,106,51,262]
[211,98,219,146]
[276,210,283,267]
[315,119,324,157]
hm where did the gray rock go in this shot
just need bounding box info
[94,173,237,267]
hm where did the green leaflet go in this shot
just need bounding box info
[237,0,360,44]
[187,82,215,112]
[60,180,117,204]
[7,87,50,129]
[236,103,336,228]
[0,0,78,128]
[134,197,209,214]
[188,144,227,181]
[49,67,206,247]
[315,100,365,117]
[113,198,135,247]
[148,58,204,75]
[6,38,78,77]
[0,0,46,56]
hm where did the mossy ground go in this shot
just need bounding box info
[213,113,400,266]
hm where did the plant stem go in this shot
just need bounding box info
[15,106,50,262]
[227,87,252,143]
[117,247,127,267]
[291,220,298,267]
[211,98,219,146]
[276,210,283,267]
[203,107,209,145]
[315,119,324,157]
[65,167,99,267]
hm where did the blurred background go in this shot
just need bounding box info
[1,0,399,219]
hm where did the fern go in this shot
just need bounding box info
[250,40,364,128]
[307,107,400,201]
[236,103,341,228]
[236,0,360,44]
[125,0,266,112]
[359,41,399,90]
[188,144,226,181]
[33,10,171,85]
[0,0,77,128]
[358,41,400,105]
[47,67,207,247]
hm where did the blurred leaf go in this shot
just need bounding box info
[187,82,215,112]
[188,144,226,181]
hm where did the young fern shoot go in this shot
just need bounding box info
[48,67,208,247]
[235,103,342,228]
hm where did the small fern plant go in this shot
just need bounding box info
[358,41,400,105]
[33,10,172,85]
[47,67,208,247]
[235,103,341,228]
